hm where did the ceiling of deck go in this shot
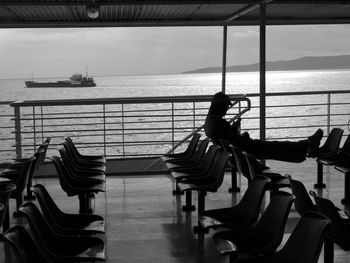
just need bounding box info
[0,0,350,28]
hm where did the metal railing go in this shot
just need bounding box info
[8,95,250,161]
[0,90,348,164]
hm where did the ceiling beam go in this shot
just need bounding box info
[1,17,350,29]
[225,0,274,22]
[0,0,262,6]
[0,0,348,5]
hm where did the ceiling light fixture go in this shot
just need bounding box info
[86,2,100,19]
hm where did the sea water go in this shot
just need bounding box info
[0,70,349,161]
[1,69,350,101]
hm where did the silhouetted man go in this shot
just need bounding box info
[205,92,323,163]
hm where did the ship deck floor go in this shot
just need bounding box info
[1,158,350,263]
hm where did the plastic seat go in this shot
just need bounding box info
[172,145,220,181]
[213,191,295,261]
[24,139,51,200]
[0,182,17,232]
[0,156,36,218]
[317,133,350,167]
[58,147,105,182]
[244,151,290,192]
[288,176,317,216]
[232,211,330,263]
[18,202,106,262]
[198,176,270,231]
[31,183,105,235]
[310,190,350,251]
[231,146,253,182]
[161,133,201,162]
[4,225,49,263]
[50,156,105,214]
[177,151,230,214]
[332,163,350,204]
[65,136,106,164]
[314,128,344,188]
[171,145,220,195]
[165,138,209,169]
[62,141,106,173]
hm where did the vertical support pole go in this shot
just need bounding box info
[222,25,228,93]
[14,105,22,159]
[259,3,266,142]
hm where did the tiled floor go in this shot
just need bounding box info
[1,158,350,262]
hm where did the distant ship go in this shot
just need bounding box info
[25,73,96,88]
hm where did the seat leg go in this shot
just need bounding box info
[79,194,88,214]
[182,191,195,212]
[314,163,326,188]
[341,172,350,205]
[193,191,209,234]
[2,205,10,233]
[24,181,35,201]
[324,237,334,263]
[197,191,206,214]
[172,182,184,195]
[228,167,240,193]
[13,194,23,218]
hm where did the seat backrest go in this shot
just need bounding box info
[58,147,79,173]
[18,202,58,252]
[191,138,210,164]
[183,133,202,157]
[12,156,35,196]
[30,184,64,227]
[205,151,230,191]
[199,145,220,171]
[244,152,262,180]
[234,176,271,224]
[0,182,16,226]
[49,156,75,195]
[310,191,350,250]
[288,177,317,216]
[319,128,344,154]
[269,211,330,263]
[339,133,350,156]
[231,147,252,181]
[4,225,49,263]
[0,182,17,207]
[245,191,294,254]
[62,141,80,164]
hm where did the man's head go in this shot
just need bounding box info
[209,92,232,116]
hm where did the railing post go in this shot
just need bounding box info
[121,103,125,157]
[40,106,44,143]
[33,106,36,152]
[327,93,331,135]
[13,105,22,159]
[171,102,175,153]
[193,101,196,132]
[103,104,106,156]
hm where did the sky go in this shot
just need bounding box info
[0,24,349,79]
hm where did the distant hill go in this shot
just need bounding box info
[182,55,350,74]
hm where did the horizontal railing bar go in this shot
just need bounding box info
[246,89,350,97]
[10,94,249,107]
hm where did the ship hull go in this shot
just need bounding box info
[25,80,96,88]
